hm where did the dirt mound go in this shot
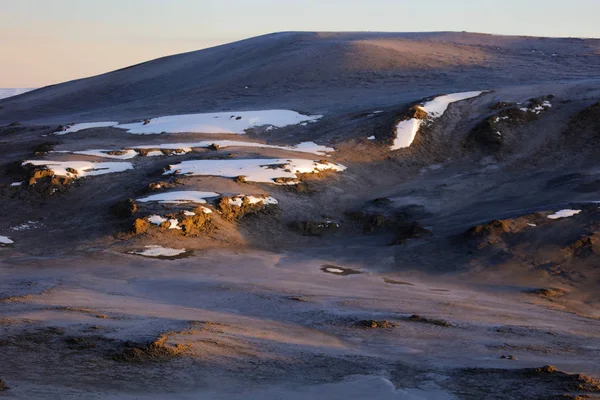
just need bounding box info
[111,334,189,363]
[463,214,544,248]
[111,198,138,218]
[218,196,277,222]
[566,102,600,135]
[355,320,396,329]
[526,288,568,298]
[293,220,339,236]
[464,95,553,153]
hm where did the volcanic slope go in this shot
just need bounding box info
[1,31,600,123]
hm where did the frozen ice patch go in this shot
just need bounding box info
[132,140,334,156]
[23,160,133,177]
[393,119,423,150]
[117,110,322,135]
[229,195,278,207]
[138,191,220,204]
[420,91,485,117]
[0,235,14,244]
[54,122,119,135]
[393,91,485,150]
[72,149,138,160]
[547,209,581,219]
[164,159,346,185]
[130,246,187,258]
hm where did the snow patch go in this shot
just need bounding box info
[147,215,167,226]
[547,209,581,220]
[392,119,423,150]
[72,149,138,160]
[367,136,376,140]
[420,91,485,117]
[228,195,278,207]
[10,221,42,231]
[10,182,23,187]
[131,140,334,156]
[54,122,119,135]
[23,160,133,177]
[0,235,14,245]
[164,159,346,185]
[131,246,187,258]
[117,110,322,135]
[137,191,220,204]
[392,91,484,150]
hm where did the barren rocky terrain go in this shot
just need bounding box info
[1,32,599,399]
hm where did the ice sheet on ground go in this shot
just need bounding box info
[392,119,423,150]
[130,140,334,155]
[229,195,278,207]
[547,209,582,219]
[164,159,346,184]
[0,236,14,244]
[0,88,35,100]
[117,110,322,135]
[420,91,485,117]
[72,149,138,160]
[392,91,484,150]
[130,246,186,257]
[137,191,220,204]
[54,122,119,135]
[23,160,133,177]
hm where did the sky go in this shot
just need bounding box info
[1,0,599,87]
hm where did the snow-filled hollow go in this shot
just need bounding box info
[23,160,133,177]
[137,191,220,204]
[130,246,187,258]
[164,159,347,185]
[117,110,322,135]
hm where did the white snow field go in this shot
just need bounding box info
[117,110,322,135]
[0,88,35,100]
[164,159,347,184]
[54,122,119,135]
[393,119,423,150]
[228,195,279,207]
[137,191,220,204]
[130,245,187,258]
[392,91,485,150]
[547,209,582,219]
[0,235,14,245]
[23,160,133,177]
[419,91,486,117]
[72,149,138,159]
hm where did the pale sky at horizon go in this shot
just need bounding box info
[1,0,599,87]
